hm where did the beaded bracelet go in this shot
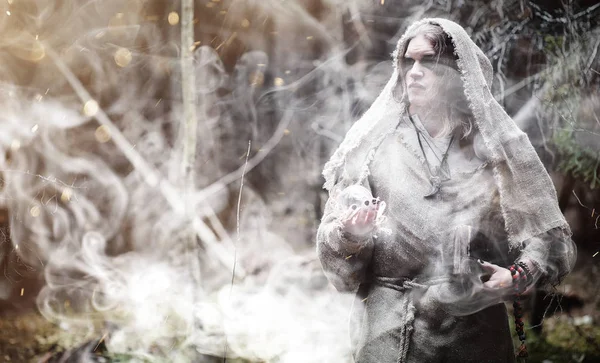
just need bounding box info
[516,261,534,284]
[509,264,528,359]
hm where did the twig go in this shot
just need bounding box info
[347,2,373,49]
[585,37,600,73]
[195,106,294,203]
[194,47,354,203]
[181,0,202,291]
[233,141,251,289]
[493,63,562,102]
[181,0,199,191]
[44,46,244,278]
[572,190,592,210]
[45,46,160,188]
[93,332,107,352]
[223,140,251,363]
[311,122,343,143]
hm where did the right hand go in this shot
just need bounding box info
[341,200,381,237]
[337,185,384,237]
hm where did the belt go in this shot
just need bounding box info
[372,275,450,292]
[355,275,451,362]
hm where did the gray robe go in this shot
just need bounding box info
[317,18,576,363]
[317,116,574,362]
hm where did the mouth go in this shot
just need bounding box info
[408,83,425,89]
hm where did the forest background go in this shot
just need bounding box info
[0,0,599,362]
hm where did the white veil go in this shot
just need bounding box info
[322,18,570,248]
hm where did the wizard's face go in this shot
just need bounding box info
[402,34,457,111]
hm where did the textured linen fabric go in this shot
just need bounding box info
[321,18,571,248]
[317,18,576,363]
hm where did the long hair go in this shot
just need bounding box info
[393,23,474,138]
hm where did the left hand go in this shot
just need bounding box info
[479,260,513,296]
[416,260,516,316]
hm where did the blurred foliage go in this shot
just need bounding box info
[545,318,600,359]
[452,2,600,190]
[553,130,600,189]
[2,309,599,362]
[543,35,565,57]
[509,314,600,363]
[540,30,600,189]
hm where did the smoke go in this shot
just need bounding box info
[0,0,380,361]
[0,0,594,361]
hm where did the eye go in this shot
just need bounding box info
[420,55,438,70]
[400,57,415,69]
[427,55,458,72]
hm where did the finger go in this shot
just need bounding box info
[376,201,386,218]
[478,260,500,273]
[357,208,368,219]
[483,280,509,290]
[364,209,373,222]
[367,209,378,224]
[341,210,353,222]
[349,208,367,225]
[346,207,377,226]
[483,281,509,294]
[341,206,358,221]
[483,281,497,289]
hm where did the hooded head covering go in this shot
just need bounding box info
[322,18,570,248]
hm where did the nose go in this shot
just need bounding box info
[407,62,424,79]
